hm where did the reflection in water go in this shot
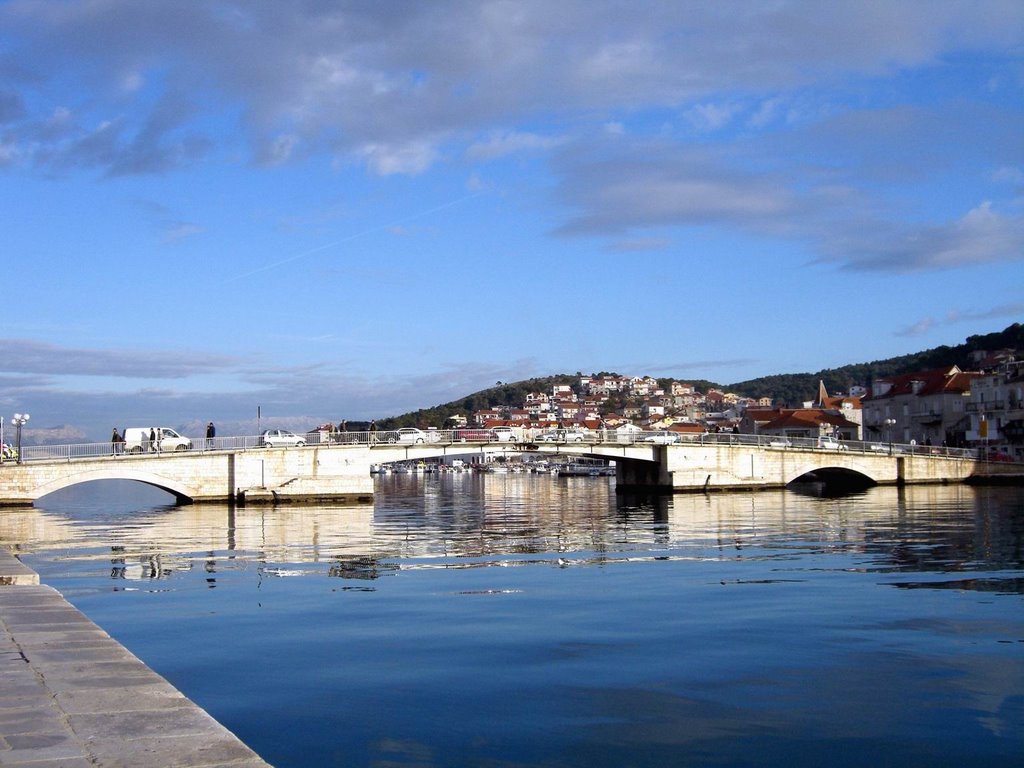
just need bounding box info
[3,476,1022,590]
[2,476,1022,768]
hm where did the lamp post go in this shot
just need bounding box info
[883,417,896,456]
[12,413,29,464]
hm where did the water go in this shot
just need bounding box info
[2,474,1023,767]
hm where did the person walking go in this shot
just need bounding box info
[206,421,216,450]
[111,428,122,455]
[149,427,159,453]
[369,420,378,444]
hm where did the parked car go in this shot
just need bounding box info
[869,443,903,454]
[261,429,306,448]
[767,438,792,448]
[392,427,428,444]
[535,429,587,443]
[817,436,848,451]
[454,427,494,442]
[490,426,519,442]
[639,431,680,445]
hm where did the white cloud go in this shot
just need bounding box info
[161,222,204,244]
[465,130,564,161]
[358,140,438,176]
[608,237,672,252]
[2,0,1020,176]
[554,141,794,236]
[896,318,937,338]
[750,97,783,128]
[686,102,741,132]
[843,202,1024,272]
[993,166,1024,185]
[945,303,1024,324]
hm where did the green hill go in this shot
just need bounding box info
[728,323,1022,406]
[379,323,1022,426]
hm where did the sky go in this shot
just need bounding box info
[1,0,1023,442]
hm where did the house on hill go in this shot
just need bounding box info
[755,408,861,442]
[862,366,980,446]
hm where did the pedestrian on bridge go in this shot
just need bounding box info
[111,428,123,455]
[206,422,216,450]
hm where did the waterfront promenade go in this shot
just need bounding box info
[0,547,272,767]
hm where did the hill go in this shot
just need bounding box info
[378,323,1022,426]
[727,323,1022,406]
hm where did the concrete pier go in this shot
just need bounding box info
[0,548,272,767]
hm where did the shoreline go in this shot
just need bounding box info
[0,546,273,767]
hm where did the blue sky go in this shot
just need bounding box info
[1,0,1022,441]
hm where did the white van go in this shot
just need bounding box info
[123,427,192,453]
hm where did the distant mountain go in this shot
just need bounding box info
[380,323,1022,425]
[18,424,89,447]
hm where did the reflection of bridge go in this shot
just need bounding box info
[0,431,1020,506]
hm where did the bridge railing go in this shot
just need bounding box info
[1,429,1013,464]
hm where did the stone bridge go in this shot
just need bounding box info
[0,434,1019,506]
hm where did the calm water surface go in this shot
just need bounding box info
[3,474,1023,767]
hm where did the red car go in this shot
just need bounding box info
[454,428,495,442]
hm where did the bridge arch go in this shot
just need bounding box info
[33,468,196,505]
[783,459,878,492]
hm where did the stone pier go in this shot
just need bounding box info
[0,547,273,767]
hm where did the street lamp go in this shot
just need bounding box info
[883,417,896,455]
[12,413,29,464]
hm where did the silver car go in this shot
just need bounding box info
[535,429,586,443]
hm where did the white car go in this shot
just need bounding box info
[767,438,792,448]
[392,427,428,444]
[490,426,518,442]
[639,432,679,445]
[261,429,306,448]
[817,436,848,451]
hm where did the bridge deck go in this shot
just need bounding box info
[1,432,1019,504]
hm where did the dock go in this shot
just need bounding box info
[0,547,272,767]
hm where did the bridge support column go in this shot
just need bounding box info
[615,456,671,492]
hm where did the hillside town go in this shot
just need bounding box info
[452,349,1023,462]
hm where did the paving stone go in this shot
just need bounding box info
[0,548,273,767]
[84,732,264,768]
[54,686,193,716]
[70,706,224,741]
[0,758,94,768]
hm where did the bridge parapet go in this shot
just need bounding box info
[1,431,1019,505]
[3,429,993,463]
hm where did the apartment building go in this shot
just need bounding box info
[964,360,1024,459]
[862,366,979,447]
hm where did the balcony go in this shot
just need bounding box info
[966,401,1006,412]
